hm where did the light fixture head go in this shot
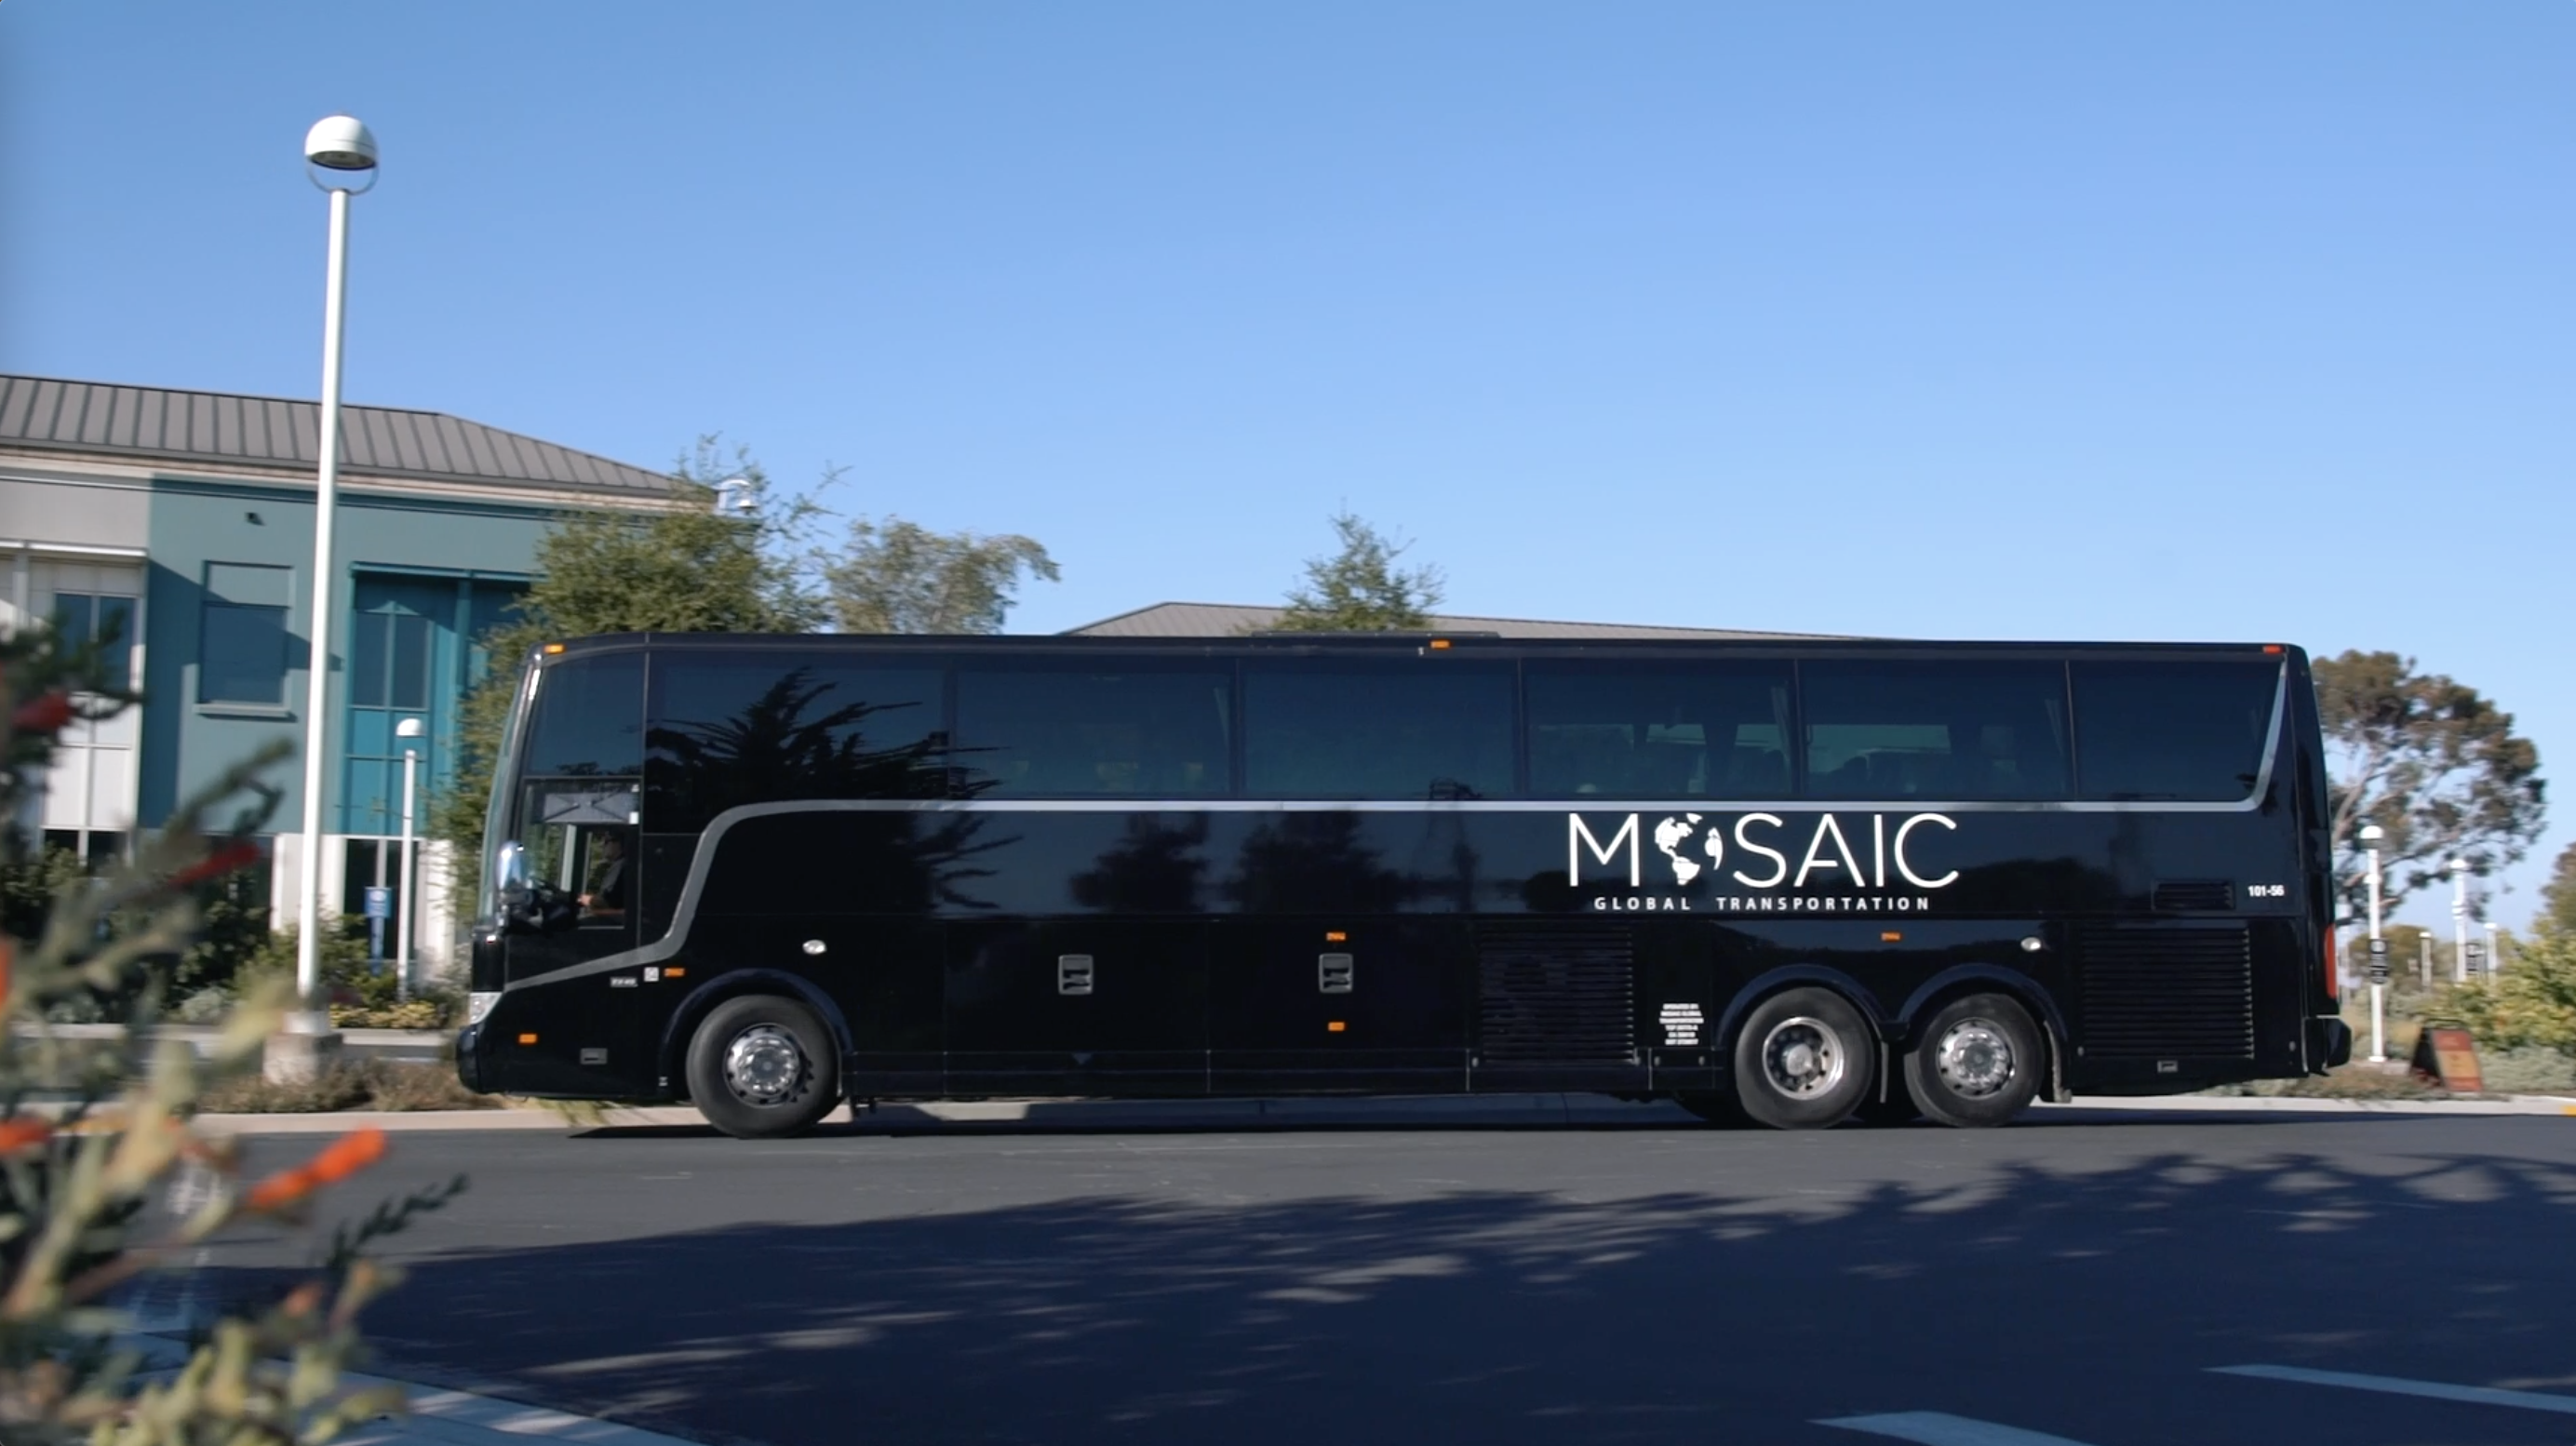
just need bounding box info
[2449,857,2470,873]
[2358,824,2384,842]
[396,716,427,739]
[303,115,379,172]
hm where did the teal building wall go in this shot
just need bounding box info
[140,475,545,839]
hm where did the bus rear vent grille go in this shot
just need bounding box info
[2153,880,2236,912]
[2078,926,2254,1060]
[1475,923,1635,1064]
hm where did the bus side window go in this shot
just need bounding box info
[1245,661,1514,800]
[1523,661,1792,799]
[1801,662,2071,801]
[955,663,1234,797]
[2072,660,2279,800]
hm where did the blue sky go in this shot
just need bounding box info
[4,2,2569,930]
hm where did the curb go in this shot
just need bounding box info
[182,1091,2576,1134]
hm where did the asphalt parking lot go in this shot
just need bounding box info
[161,1102,2576,1446]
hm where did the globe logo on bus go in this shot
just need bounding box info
[1653,813,1723,885]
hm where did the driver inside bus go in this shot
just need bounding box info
[579,830,632,922]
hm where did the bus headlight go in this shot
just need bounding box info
[468,992,501,1026]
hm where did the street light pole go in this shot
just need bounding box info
[396,715,423,1003]
[279,116,379,1080]
[2484,918,2500,980]
[2362,824,2386,1063]
[2449,857,2471,984]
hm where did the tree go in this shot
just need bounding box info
[2542,840,2576,936]
[825,517,1058,634]
[1265,511,1445,632]
[2314,649,2545,919]
[433,437,820,857]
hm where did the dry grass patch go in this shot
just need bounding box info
[197,1058,499,1114]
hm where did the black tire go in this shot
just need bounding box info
[1672,1091,1752,1128]
[1730,986,1875,1130]
[685,994,841,1140]
[1902,992,2043,1129]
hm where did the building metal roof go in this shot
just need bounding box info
[0,374,673,496]
[1065,600,1831,640]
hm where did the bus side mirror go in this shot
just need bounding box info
[496,841,532,912]
[495,840,530,899]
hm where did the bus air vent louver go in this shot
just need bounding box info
[2077,925,2254,1060]
[2152,880,2236,912]
[1474,922,1636,1064]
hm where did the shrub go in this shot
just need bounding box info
[3,617,465,1440]
[2434,927,2576,1054]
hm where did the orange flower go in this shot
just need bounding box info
[11,691,73,735]
[0,1117,52,1156]
[243,1127,388,1212]
[170,840,262,890]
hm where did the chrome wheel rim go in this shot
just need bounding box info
[1759,1016,1847,1099]
[722,1024,807,1106]
[1935,1018,2017,1099]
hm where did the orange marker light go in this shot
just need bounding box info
[2262,644,2283,654]
[1324,931,1348,943]
[1327,1021,1347,1033]
[1428,638,1452,649]
[1881,931,1903,943]
[542,643,566,655]
[517,1033,539,1046]
[664,967,687,978]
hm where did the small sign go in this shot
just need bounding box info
[2409,1025,2484,1092]
[362,886,392,920]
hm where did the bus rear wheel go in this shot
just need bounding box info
[1902,993,2042,1129]
[1731,987,1874,1130]
[686,995,841,1140]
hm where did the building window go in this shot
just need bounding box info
[48,592,138,690]
[350,607,432,711]
[200,563,292,705]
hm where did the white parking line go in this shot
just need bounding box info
[1816,1412,2102,1445]
[2211,1364,2576,1415]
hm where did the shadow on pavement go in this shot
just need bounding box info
[203,1129,2576,1446]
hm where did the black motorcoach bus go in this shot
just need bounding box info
[455,633,2351,1138]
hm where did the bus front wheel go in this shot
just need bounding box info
[1902,994,2042,1129]
[686,995,842,1140]
[1730,987,1874,1130]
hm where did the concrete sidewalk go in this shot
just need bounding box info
[187,1089,2576,1134]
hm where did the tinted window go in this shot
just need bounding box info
[523,651,645,778]
[51,592,135,690]
[199,563,292,706]
[1526,661,1794,797]
[199,603,287,704]
[350,610,432,711]
[648,655,946,827]
[1801,661,2071,800]
[1244,661,1513,799]
[2073,660,2278,800]
[956,663,1232,797]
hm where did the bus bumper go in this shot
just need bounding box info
[456,1024,490,1094]
[2308,1015,2354,1073]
